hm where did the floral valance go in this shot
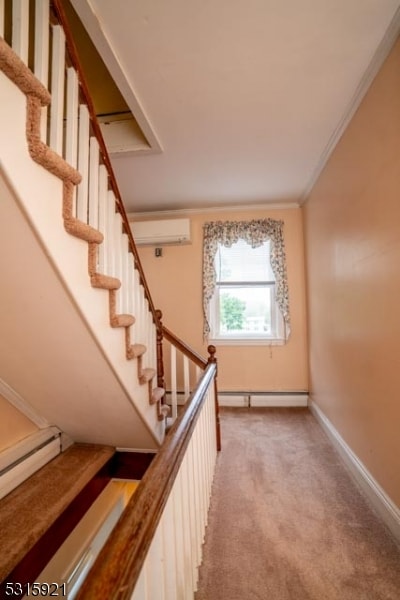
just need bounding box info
[202,219,291,340]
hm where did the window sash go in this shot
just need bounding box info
[210,282,283,340]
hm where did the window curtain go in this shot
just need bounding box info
[202,219,291,340]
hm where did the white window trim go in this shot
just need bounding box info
[202,219,291,341]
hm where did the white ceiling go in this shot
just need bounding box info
[71,0,400,214]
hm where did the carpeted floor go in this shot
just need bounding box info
[195,408,400,600]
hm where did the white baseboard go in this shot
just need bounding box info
[310,400,400,544]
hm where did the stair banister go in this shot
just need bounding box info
[156,310,221,450]
[76,362,218,600]
[50,0,159,327]
[50,0,165,400]
[1,1,221,595]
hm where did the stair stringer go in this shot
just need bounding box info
[0,69,163,447]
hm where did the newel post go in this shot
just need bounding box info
[207,345,221,451]
[155,309,165,391]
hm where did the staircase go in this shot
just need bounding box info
[0,0,169,448]
[0,2,220,598]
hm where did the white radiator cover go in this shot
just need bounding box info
[218,393,308,407]
[0,427,61,500]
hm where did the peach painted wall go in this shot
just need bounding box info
[303,40,400,506]
[0,394,38,452]
[135,207,308,392]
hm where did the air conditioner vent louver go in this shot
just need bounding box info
[130,218,191,246]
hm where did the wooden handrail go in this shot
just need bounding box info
[75,363,217,600]
[162,325,208,368]
[50,0,159,325]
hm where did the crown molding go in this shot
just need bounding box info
[301,6,400,205]
[128,202,300,220]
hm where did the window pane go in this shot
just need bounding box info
[215,240,275,283]
[219,286,274,335]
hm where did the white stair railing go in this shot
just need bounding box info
[131,381,217,600]
[167,344,203,421]
[1,3,222,597]
[76,362,219,600]
[157,314,209,425]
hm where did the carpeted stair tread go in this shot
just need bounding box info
[127,343,147,360]
[150,386,165,405]
[139,367,156,384]
[0,443,114,581]
[110,314,135,328]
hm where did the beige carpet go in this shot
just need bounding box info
[196,408,400,600]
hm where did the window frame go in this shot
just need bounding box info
[208,244,285,346]
[202,218,291,343]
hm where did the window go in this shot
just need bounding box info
[209,240,284,342]
[202,219,290,344]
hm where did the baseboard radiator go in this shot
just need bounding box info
[0,427,61,500]
[218,391,309,407]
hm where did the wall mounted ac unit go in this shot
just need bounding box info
[130,218,191,246]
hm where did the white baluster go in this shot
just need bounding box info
[34,0,49,84]
[65,68,79,169]
[146,311,152,366]
[199,409,208,535]
[152,321,157,366]
[193,419,203,544]
[34,0,50,142]
[127,254,135,317]
[138,286,145,342]
[133,268,140,330]
[77,104,90,222]
[195,365,202,383]
[172,474,185,598]
[205,390,213,491]
[0,0,4,38]
[161,495,178,600]
[170,345,177,421]
[88,137,100,229]
[49,25,65,155]
[121,233,130,314]
[149,313,155,366]
[187,438,200,581]
[12,0,29,64]
[144,299,151,369]
[183,355,190,400]
[106,190,116,276]
[210,386,217,459]
[145,526,165,600]
[180,459,195,597]
[97,165,108,274]
[135,283,142,341]
[113,212,123,313]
